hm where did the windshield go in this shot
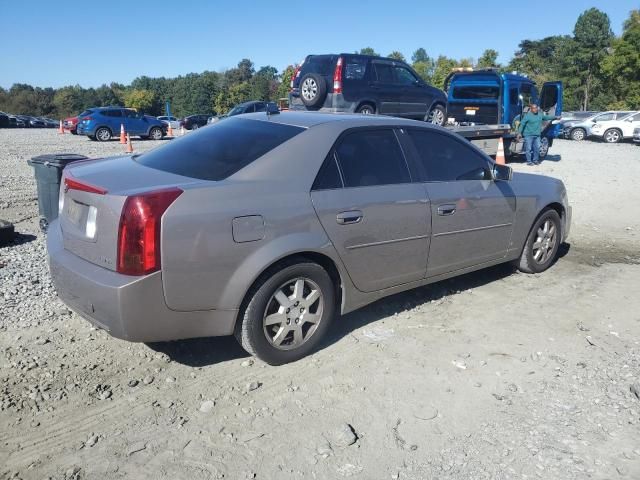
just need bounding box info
[136,118,305,181]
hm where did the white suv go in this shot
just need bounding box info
[590,111,640,143]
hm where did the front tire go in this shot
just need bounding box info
[356,103,375,115]
[95,127,112,142]
[149,126,163,140]
[236,260,336,365]
[427,104,446,126]
[517,209,562,274]
[604,128,622,143]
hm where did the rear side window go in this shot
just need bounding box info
[102,109,122,117]
[335,129,410,187]
[344,58,367,80]
[136,118,305,181]
[79,109,94,116]
[408,129,491,182]
[452,85,500,99]
[312,154,343,190]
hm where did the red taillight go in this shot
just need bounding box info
[64,175,108,195]
[116,188,183,276]
[290,65,302,90]
[333,56,343,94]
[82,116,93,121]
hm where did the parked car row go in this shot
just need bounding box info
[75,107,167,141]
[0,111,59,128]
[561,110,640,143]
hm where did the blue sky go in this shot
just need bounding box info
[1,0,637,89]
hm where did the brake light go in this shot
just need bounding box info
[117,188,183,276]
[333,56,343,94]
[82,116,93,121]
[64,175,108,195]
[290,65,302,90]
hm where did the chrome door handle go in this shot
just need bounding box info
[336,210,363,225]
[437,204,456,216]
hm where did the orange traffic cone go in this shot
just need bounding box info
[125,133,134,154]
[167,123,174,137]
[495,137,506,165]
[119,123,126,144]
[58,120,64,134]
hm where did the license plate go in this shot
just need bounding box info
[65,199,83,226]
[466,110,476,116]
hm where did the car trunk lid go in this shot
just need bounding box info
[59,155,200,271]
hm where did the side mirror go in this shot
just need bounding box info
[493,163,512,181]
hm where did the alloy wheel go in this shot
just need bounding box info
[605,130,620,143]
[301,78,318,101]
[532,219,558,264]
[262,277,324,351]
[428,108,445,126]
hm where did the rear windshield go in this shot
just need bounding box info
[136,118,305,181]
[452,85,500,100]
[79,109,94,116]
[300,55,336,76]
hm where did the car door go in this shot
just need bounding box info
[621,112,640,137]
[102,109,123,131]
[370,60,403,116]
[310,128,431,292]
[392,65,430,119]
[124,109,144,135]
[539,81,563,137]
[404,128,516,277]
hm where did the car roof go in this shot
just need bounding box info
[240,110,439,130]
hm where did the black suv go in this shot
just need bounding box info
[289,54,447,125]
[181,114,211,130]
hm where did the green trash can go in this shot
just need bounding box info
[27,153,88,232]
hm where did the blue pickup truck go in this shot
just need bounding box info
[444,69,563,159]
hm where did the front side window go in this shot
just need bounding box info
[408,129,491,182]
[394,67,419,86]
[335,129,410,187]
[136,118,304,181]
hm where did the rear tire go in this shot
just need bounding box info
[299,73,327,109]
[516,209,562,274]
[356,103,375,115]
[427,104,446,126]
[95,127,112,142]
[604,128,622,143]
[0,219,15,245]
[570,128,585,141]
[235,259,336,365]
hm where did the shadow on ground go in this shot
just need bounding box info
[149,244,573,367]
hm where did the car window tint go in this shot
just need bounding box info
[104,109,122,117]
[452,85,500,99]
[136,118,304,181]
[373,63,394,83]
[124,110,138,118]
[394,67,418,86]
[312,154,343,190]
[408,129,492,182]
[335,130,410,187]
[595,113,614,121]
[255,103,266,112]
[344,58,367,80]
[301,55,335,76]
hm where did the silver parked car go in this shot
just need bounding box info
[47,112,571,365]
[563,111,633,141]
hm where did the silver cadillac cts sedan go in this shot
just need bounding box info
[48,112,571,365]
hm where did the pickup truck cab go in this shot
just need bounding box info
[444,69,562,159]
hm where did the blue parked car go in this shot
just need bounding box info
[77,107,166,142]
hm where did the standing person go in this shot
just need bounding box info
[516,103,559,166]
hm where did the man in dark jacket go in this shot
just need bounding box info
[517,103,559,166]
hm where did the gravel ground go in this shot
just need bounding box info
[1,129,639,480]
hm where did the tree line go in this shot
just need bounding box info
[0,7,637,119]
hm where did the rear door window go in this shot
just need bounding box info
[312,154,343,190]
[136,118,305,181]
[334,129,411,187]
[102,109,123,117]
[594,113,614,122]
[407,129,492,182]
[344,57,368,80]
[373,62,394,84]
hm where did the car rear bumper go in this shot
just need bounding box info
[288,92,355,113]
[47,221,238,342]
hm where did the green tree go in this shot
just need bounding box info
[52,85,86,118]
[276,65,296,100]
[431,56,459,90]
[568,8,613,109]
[477,49,500,68]
[412,60,434,83]
[387,51,406,62]
[601,9,640,109]
[123,89,155,112]
[411,48,430,64]
[358,47,379,56]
